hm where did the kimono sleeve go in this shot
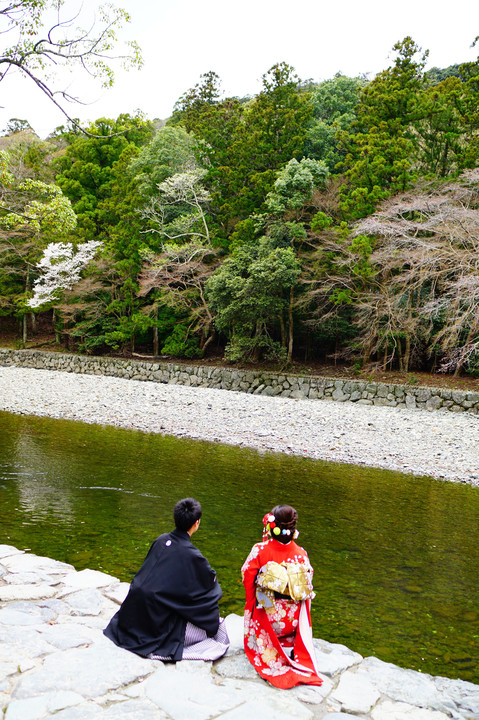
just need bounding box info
[241,543,263,611]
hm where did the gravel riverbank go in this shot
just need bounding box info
[0,366,478,486]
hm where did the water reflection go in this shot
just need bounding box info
[0,410,479,681]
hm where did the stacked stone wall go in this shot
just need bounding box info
[1,348,478,415]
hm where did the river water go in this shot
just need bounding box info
[1,410,478,682]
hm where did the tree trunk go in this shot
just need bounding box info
[201,331,216,355]
[30,313,36,335]
[279,313,286,349]
[52,310,61,344]
[287,287,294,364]
[22,314,27,344]
[382,342,388,370]
[252,322,262,363]
[397,337,404,372]
[403,335,411,374]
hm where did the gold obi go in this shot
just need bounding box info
[255,560,315,611]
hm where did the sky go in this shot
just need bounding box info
[1,0,478,138]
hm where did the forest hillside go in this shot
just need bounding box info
[1,38,479,381]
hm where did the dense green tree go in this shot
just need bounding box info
[185,98,245,242]
[169,71,222,131]
[339,37,427,218]
[206,235,301,362]
[167,62,312,240]
[265,157,329,215]
[223,63,313,222]
[55,114,154,241]
[129,126,199,200]
[305,74,365,170]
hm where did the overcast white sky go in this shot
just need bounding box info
[1,0,478,137]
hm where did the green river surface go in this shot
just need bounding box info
[1,409,478,683]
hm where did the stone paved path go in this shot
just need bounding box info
[1,545,479,719]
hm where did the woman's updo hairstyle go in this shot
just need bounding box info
[270,504,298,544]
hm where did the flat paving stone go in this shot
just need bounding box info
[13,637,155,700]
[102,583,130,605]
[371,700,451,720]
[37,598,70,618]
[1,553,73,574]
[313,638,363,676]
[0,626,55,660]
[60,569,119,591]
[0,546,24,559]
[434,676,479,714]
[101,699,169,719]
[0,662,20,682]
[5,690,83,720]
[7,600,56,623]
[293,677,334,704]
[214,653,259,680]
[3,571,51,585]
[359,657,450,713]
[45,701,104,719]
[330,669,381,714]
[0,608,44,626]
[63,589,105,616]
[37,623,102,650]
[208,678,314,720]
[0,583,58,601]
[145,668,246,720]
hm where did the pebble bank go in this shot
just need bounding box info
[0,364,478,485]
[1,545,479,720]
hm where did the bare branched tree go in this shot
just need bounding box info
[0,0,142,133]
[138,243,220,355]
[349,169,479,372]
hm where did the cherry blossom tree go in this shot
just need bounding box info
[141,169,212,245]
[27,240,102,309]
[0,148,77,340]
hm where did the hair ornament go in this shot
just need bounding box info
[262,513,277,540]
[273,526,281,536]
[282,529,291,536]
[293,529,299,539]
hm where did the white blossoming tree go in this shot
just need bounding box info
[141,169,212,245]
[0,149,78,341]
[27,240,102,309]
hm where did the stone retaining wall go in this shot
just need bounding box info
[1,348,478,415]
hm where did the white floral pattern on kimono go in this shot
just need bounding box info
[242,537,322,689]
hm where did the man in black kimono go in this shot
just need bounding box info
[104,498,228,661]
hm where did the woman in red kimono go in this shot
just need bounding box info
[241,504,322,689]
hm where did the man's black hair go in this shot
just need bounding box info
[174,497,202,531]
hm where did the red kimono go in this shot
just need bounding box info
[241,537,322,689]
